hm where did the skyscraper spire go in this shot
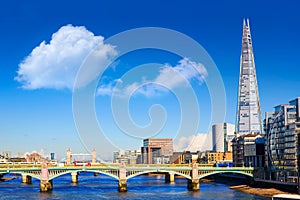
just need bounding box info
[236,19,262,135]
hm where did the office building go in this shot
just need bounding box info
[212,123,235,152]
[141,138,173,164]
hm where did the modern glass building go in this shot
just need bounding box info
[264,97,300,182]
[236,19,262,135]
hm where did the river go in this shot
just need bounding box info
[0,173,269,199]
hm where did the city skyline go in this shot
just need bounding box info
[0,1,299,160]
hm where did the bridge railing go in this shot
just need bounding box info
[0,162,43,168]
[0,162,253,171]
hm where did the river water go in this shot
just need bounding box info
[0,173,269,200]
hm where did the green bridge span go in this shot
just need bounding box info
[0,164,254,192]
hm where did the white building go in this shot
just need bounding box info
[212,123,235,152]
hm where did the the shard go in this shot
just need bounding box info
[236,19,262,135]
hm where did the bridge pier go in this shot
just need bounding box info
[71,172,78,183]
[187,179,199,191]
[187,156,200,191]
[22,174,32,184]
[40,162,53,192]
[40,180,53,192]
[118,179,127,192]
[118,163,127,192]
[165,173,175,183]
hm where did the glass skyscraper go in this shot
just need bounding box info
[236,19,262,135]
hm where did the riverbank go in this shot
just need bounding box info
[230,184,290,197]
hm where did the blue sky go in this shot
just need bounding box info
[0,0,299,160]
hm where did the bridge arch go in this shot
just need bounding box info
[126,170,191,180]
[49,169,119,180]
[3,171,41,180]
[199,171,253,179]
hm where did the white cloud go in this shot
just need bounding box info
[15,25,117,90]
[97,58,207,97]
[174,132,212,152]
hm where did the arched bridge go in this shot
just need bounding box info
[0,163,254,192]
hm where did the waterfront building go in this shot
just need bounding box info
[232,133,265,167]
[141,138,173,164]
[243,133,264,167]
[235,19,262,135]
[232,135,245,167]
[212,123,235,152]
[264,97,300,182]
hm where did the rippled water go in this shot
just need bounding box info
[0,173,269,200]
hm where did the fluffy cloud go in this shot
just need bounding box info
[15,25,116,90]
[174,132,212,152]
[97,58,207,97]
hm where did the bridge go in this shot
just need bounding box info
[0,162,254,192]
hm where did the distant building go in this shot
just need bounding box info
[2,151,11,159]
[141,138,173,164]
[25,152,47,162]
[0,154,8,163]
[17,152,23,158]
[264,97,300,182]
[50,153,55,160]
[207,152,233,164]
[170,151,199,164]
[113,150,141,164]
[212,123,235,152]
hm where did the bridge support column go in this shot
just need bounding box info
[71,172,78,183]
[187,179,199,191]
[22,174,32,184]
[118,163,127,192]
[187,155,199,191]
[40,180,53,192]
[165,173,175,183]
[40,162,53,192]
[118,179,127,192]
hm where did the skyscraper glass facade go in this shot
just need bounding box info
[236,19,262,135]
